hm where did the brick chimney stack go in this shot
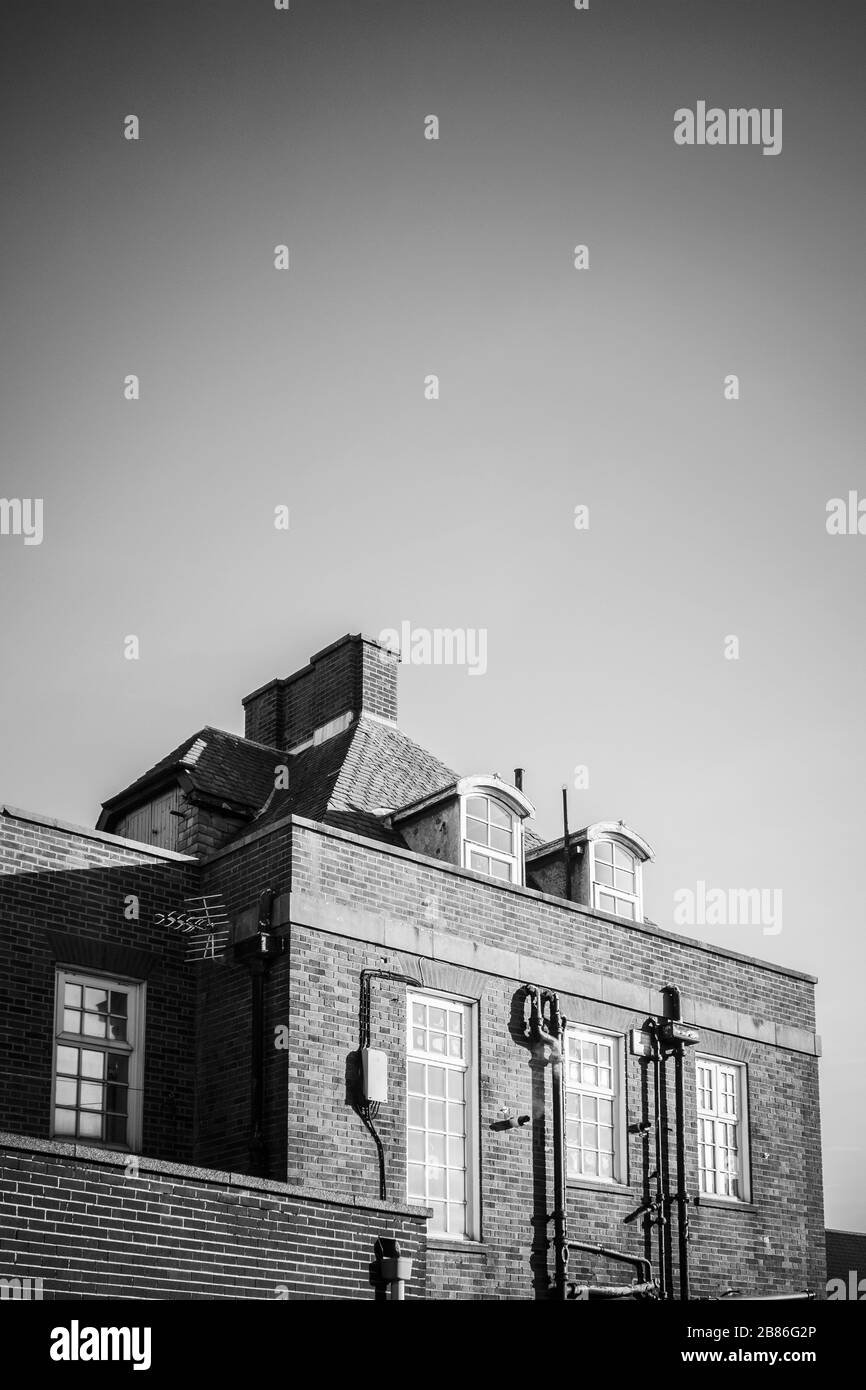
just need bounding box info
[242,634,398,750]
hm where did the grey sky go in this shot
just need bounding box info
[1,0,864,1227]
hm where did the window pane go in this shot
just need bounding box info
[106,1055,128,1085]
[57,1046,78,1074]
[470,851,490,874]
[428,1100,446,1130]
[429,1201,446,1233]
[81,1051,104,1079]
[430,1032,446,1055]
[412,1003,426,1025]
[598,892,615,913]
[428,1166,446,1199]
[408,1097,425,1127]
[79,1112,102,1139]
[84,988,108,1012]
[56,1078,77,1106]
[429,1007,446,1031]
[490,858,512,881]
[595,862,613,887]
[447,1070,463,1099]
[594,841,613,864]
[448,1203,464,1233]
[109,1016,127,1042]
[614,867,634,891]
[83,1013,107,1039]
[110,992,127,1016]
[64,983,82,1007]
[427,1066,446,1098]
[466,797,488,820]
[466,818,488,846]
[408,1061,425,1093]
[447,1136,464,1167]
[613,845,633,871]
[448,1034,463,1057]
[488,800,511,829]
[80,1082,103,1111]
[408,1164,426,1198]
[489,825,512,853]
[54,1108,76,1135]
[408,1131,425,1162]
[447,1103,464,1134]
[106,1114,127,1145]
[429,1133,446,1164]
[63,1009,81,1033]
[616,898,635,920]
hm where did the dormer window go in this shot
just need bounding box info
[590,838,643,920]
[389,774,535,885]
[462,794,520,883]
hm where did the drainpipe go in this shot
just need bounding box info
[664,984,691,1303]
[526,984,569,1300]
[648,1020,669,1300]
[560,787,572,901]
[234,888,286,1177]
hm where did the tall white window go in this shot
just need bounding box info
[590,839,642,920]
[564,1028,625,1183]
[461,794,522,884]
[407,992,477,1239]
[52,969,144,1149]
[696,1056,750,1201]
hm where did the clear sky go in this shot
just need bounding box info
[1,0,864,1229]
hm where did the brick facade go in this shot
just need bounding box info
[0,703,826,1299]
[0,1136,427,1300]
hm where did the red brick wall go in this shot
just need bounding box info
[279,820,824,1299]
[0,813,198,1163]
[0,1136,428,1300]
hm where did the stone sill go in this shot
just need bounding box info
[567,1178,633,1198]
[426,1237,487,1256]
[695,1196,758,1213]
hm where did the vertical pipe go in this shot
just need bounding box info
[674,1046,690,1301]
[549,999,568,1300]
[561,787,571,902]
[651,1027,667,1301]
[249,956,266,1176]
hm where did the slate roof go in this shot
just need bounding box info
[99,726,282,818]
[101,714,547,851]
[248,715,460,843]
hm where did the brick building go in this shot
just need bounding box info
[0,633,825,1300]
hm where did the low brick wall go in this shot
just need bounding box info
[0,1135,429,1300]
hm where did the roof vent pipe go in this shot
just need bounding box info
[514,768,524,792]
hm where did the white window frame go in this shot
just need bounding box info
[51,968,145,1151]
[460,794,524,886]
[589,838,643,920]
[564,1026,627,1186]
[695,1054,751,1203]
[406,989,480,1241]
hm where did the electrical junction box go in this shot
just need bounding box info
[360,1047,388,1103]
[660,1021,700,1047]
